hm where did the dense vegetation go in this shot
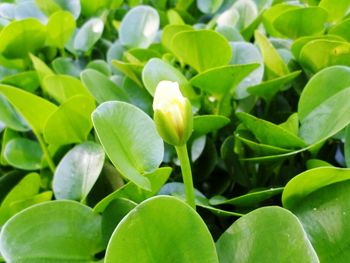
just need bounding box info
[0,0,350,262]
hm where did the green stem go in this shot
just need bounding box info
[36,132,56,173]
[175,144,196,209]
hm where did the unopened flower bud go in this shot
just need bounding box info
[153,81,193,146]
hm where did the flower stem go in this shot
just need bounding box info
[36,131,56,173]
[175,144,196,209]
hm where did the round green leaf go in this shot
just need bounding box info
[292,179,350,262]
[92,101,164,191]
[0,200,103,262]
[319,0,350,22]
[4,138,43,170]
[172,30,232,72]
[35,0,81,19]
[193,115,230,136]
[161,24,193,51]
[46,10,76,49]
[216,206,319,263]
[44,95,95,145]
[329,18,350,42]
[0,18,46,59]
[273,7,327,39]
[53,142,105,201]
[299,40,350,73]
[81,69,130,104]
[1,71,40,93]
[105,196,219,263]
[119,5,160,49]
[74,18,104,52]
[298,66,350,144]
[142,58,196,98]
[282,167,350,209]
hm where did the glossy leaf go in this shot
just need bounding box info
[329,18,350,42]
[0,18,46,59]
[53,142,105,201]
[0,173,41,225]
[1,71,40,93]
[236,112,306,149]
[105,196,219,263]
[254,30,289,79]
[0,201,103,262]
[92,101,164,190]
[4,138,43,170]
[35,0,81,19]
[81,69,130,103]
[273,7,327,39]
[43,74,92,104]
[190,64,259,96]
[319,0,350,22]
[216,206,319,263]
[44,95,95,145]
[119,5,160,48]
[161,24,193,51]
[197,0,223,14]
[291,179,350,262]
[298,66,350,144]
[282,167,350,209]
[74,18,104,52]
[142,58,196,99]
[0,95,29,132]
[193,115,230,136]
[46,10,76,49]
[172,30,232,72]
[0,85,57,133]
[299,40,350,73]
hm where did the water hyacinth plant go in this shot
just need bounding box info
[0,0,350,262]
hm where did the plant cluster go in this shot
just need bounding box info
[0,0,350,262]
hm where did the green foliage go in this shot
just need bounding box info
[1,0,350,261]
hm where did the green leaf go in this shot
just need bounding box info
[30,54,55,86]
[172,30,232,72]
[247,70,301,102]
[46,10,76,49]
[210,187,284,207]
[216,206,319,263]
[35,0,81,19]
[44,95,95,145]
[273,7,327,39]
[101,198,137,246]
[236,112,306,149]
[329,18,350,42]
[0,200,103,262]
[112,60,143,87]
[298,66,350,144]
[92,101,164,191]
[0,18,46,59]
[254,30,289,79]
[53,142,105,201]
[161,24,193,51]
[1,71,40,93]
[197,0,223,14]
[142,58,196,99]
[193,115,230,136]
[319,0,350,22]
[291,179,350,262]
[43,74,92,104]
[0,173,41,225]
[105,196,219,263]
[52,57,82,77]
[190,64,259,96]
[0,95,29,132]
[74,18,104,52]
[119,5,159,49]
[4,138,43,170]
[81,69,130,104]
[282,167,350,209]
[345,125,350,167]
[299,40,350,73]
[0,85,57,133]
[94,167,172,213]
